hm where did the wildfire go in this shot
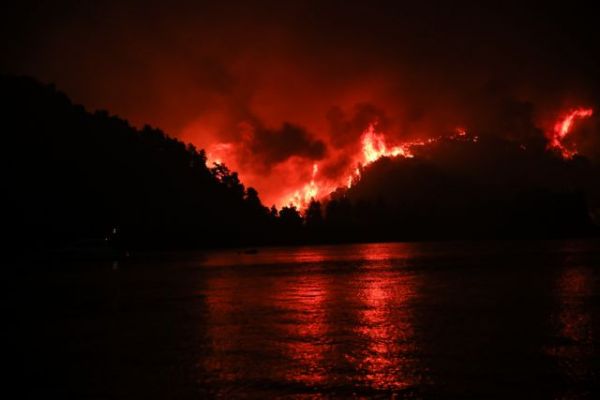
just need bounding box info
[361,124,414,162]
[206,142,234,166]
[548,107,593,159]
[205,106,593,211]
[281,123,452,209]
[287,163,321,208]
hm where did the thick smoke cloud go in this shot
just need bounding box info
[327,103,390,148]
[234,121,326,171]
[2,1,599,205]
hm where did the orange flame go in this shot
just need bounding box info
[361,124,414,162]
[282,123,451,209]
[209,116,574,210]
[548,107,593,159]
[286,163,321,209]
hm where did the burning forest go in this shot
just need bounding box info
[5,3,600,399]
[205,104,596,214]
[3,1,600,245]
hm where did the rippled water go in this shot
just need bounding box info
[6,240,600,398]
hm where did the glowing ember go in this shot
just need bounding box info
[549,107,593,159]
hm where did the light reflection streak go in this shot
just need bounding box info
[198,243,424,394]
[354,264,420,391]
[548,263,595,391]
[274,273,329,387]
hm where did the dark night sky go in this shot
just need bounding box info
[2,1,599,204]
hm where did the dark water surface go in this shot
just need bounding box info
[5,240,600,398]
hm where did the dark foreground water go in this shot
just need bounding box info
[5,240,600,398]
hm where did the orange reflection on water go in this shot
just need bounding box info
[201,273,245,382]
[201,262,331,389]
[198,243,424,394]
[274,273,329,387]
[359,242,414,262]
[355,271,420,391]
[352,244,421,391]
[548,264,595,387]
[557,267,593,344]
[287,248,328,264]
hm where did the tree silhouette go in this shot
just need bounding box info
[3,74,597,254]
[2,75,278,251]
